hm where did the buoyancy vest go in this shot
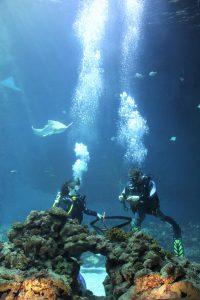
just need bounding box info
[126,175,151,199]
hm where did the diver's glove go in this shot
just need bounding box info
[119,194,126,202]
[97,213,105,220]
[52,192,61,207]
[119,195,129,211]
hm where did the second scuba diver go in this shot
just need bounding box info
[119,168,184,257]
[53,179,103,223]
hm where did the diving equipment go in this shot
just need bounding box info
[52,192,61,207]
[131,226,140,233]
[173,238,184,257]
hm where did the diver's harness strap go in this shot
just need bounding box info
[67,195,77,215]
[121,174,152,211]
[52,192,78,215]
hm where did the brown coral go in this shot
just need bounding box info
[106,227,128,242]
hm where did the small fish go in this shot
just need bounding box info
[197,104,200,109]
[149,71,157,77]
[10,170,18,173]
[179,77,184,82]
[134,73,144,79]
[32,120,73,137]
[44,169,52,173]
[170,136,176,142]
[61,110,67,114]
[48,174,56,177]
[176,10,187,16]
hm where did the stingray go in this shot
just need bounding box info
[0,76,21,91]
[32,120,73,137]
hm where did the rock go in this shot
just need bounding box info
[0,210,200,299]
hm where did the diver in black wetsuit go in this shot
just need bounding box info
[53,179,103,223]
[119,168,184,257]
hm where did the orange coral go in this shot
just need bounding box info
[0,278,70,300]
[134,274,200,300]
[135,273,164,293]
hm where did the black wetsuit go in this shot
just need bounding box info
[57,194,97,223]
[122,176,182,239]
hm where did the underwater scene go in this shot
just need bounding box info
[0,0,200,299]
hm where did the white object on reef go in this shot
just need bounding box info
[149,71,157,77]
[0,76,21,91]
[170,136,176,142]
[32,120,73,137]
[134,73,144,79]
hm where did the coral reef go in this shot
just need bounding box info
[0,208,200,299]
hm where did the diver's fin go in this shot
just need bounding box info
[174,238,184,257]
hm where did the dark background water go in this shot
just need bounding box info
[0,0,199,228]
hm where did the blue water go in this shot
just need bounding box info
[0,0,200,229]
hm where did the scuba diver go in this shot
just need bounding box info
[53,179,103,223]
[53,178,104,294]
[119,168,184,257]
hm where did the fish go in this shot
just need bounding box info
[32,120,73,137]
[170,136,176,142]
[134,73,144,79]
[149,71,157,77]
[179,77,184,82]
[197,104,200,109]
[0,76,21,91]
